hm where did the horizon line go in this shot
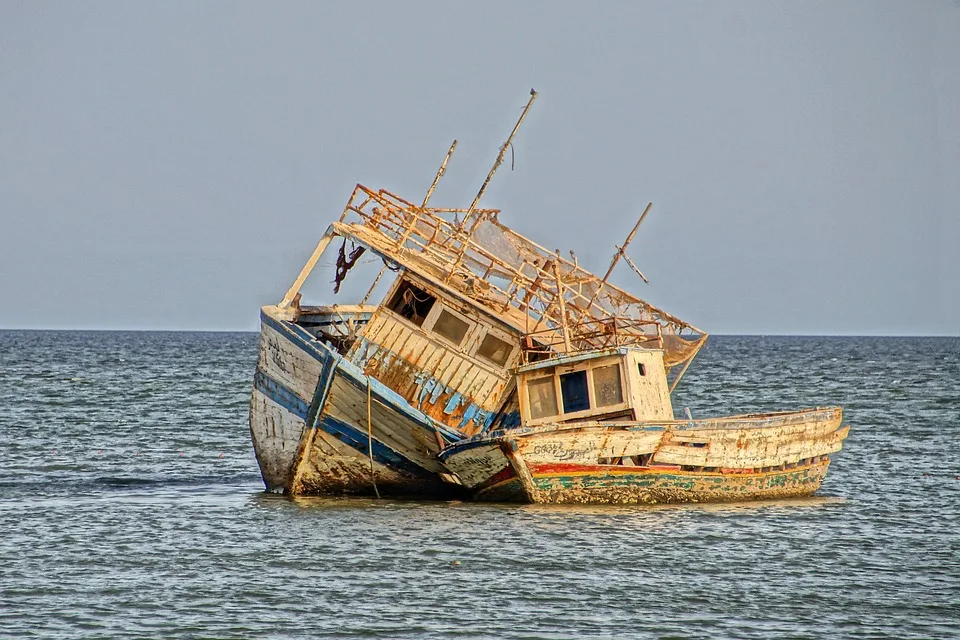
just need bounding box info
[0,327,957,339]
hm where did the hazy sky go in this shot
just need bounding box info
[1,1,957,335]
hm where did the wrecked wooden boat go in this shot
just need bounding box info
[250,94,544,497]
[438,346,849,504]
[250,90,849,502]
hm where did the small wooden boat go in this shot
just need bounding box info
[250,90,849,502]
[439,347,849,504]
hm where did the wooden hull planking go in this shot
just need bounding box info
[474,460,832,505]
[440,408,848,504]
[250,308,462,498]
[348,308,510,437]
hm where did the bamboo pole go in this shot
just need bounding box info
[621,252,649,284]
[360,263,389,306]
[394,140,459,252]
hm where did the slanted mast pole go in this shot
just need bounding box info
[443,90,538,284]
[397,140,459,251]
[465,89,539,220]
[421,140,458,209]
[280,227,337,309]
[586,202,653,310]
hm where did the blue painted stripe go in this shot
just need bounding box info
[260,308,463,445]
[308,351,338,428]
[348,336,491,434]
[318,415,434,479]
[254,368,431,477]
[260,310,333,365]
[254,369,310,418]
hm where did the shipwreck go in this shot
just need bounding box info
[249,91,849,504]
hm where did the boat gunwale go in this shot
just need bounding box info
[438,406,844,460]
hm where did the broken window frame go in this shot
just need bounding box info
[382,275,521,370]
[592,363,624,408]
[472,325,518,369]
[423,304,476,350]
[525,374,560,420]
[385,279,437,328]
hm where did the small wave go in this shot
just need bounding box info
[0,473,262,494]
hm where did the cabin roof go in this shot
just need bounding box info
[515,346,664,374]
[329,184,707,372]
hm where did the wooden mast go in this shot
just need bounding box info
[444,89,538,283]
[464,89,539,221]
[586,202,653,310]
[421,140,457,209]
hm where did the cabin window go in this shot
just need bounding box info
[432,309,470,346]
[527,376,558,419]
[388,281,435,327]
[522,357,630,423]
[476,332,512,367]
[593,364,623,407]
[638,363,646,376]
[559,370,590,413]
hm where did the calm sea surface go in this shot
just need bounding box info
[0,332,957,639]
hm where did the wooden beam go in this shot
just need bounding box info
[553,254,573,353]
[587,202,653,309]
[280,228,337,308]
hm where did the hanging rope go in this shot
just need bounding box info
[366,376,381,499]
[400,286,433,324]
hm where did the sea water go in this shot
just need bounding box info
[1,332,957,639]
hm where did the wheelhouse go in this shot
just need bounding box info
[517,347,674,426]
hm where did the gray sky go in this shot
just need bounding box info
[1,1,957,335]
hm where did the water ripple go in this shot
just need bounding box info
[0,332,957,638]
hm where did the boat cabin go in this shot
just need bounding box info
[342,272,524,437]
[517,347,673,426]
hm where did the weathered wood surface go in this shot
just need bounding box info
[652,407,845,468]
[350,308,511,435]
[521,460,833,505]
[250,307,463,498]
[627,350,674,420]
[462,457,833,505]
[440,407,848,504]
[249,317,324,491]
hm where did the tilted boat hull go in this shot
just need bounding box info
[440,408,848,505]
[467,459,832,505]
[250,308,462,498]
